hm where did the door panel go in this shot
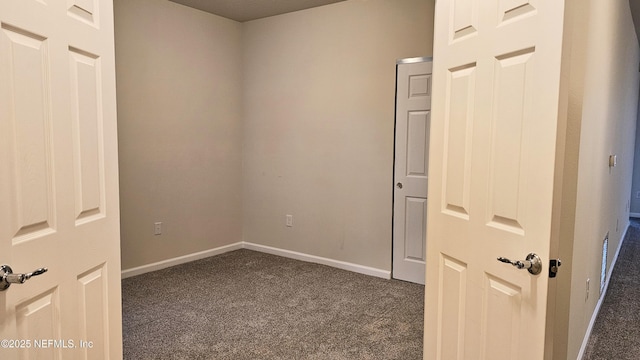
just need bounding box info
[16,289,62,359]
[393,59,432,284]
[439,255,467,360]
[70,47,106,224]
[488,48,534,232]
[0,0,122,358]
[443,64,475,219]
[2,23,56,243]
[68,0,99,26]
[425,0,564,358]
[405,197,427,260]
[482,275,521,359]
[407,111,430,181]
[77,264,108,358]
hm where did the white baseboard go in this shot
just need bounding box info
[577,223,629,359]
[630,212,640,218]
[243,242,391,280]
[121,241,391,280]
[121,242,243,279]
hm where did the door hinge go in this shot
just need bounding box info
[549,259,562,278]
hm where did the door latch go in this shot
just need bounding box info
[549,259,562,278]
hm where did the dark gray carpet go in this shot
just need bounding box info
[122,249,424,359]
[583,219,640,359]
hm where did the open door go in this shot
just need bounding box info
[0,0,122,358]
[393,58,432,285]
[424,0,565,359]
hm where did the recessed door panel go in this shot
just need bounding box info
[443,64,475,219]
[78,264,108,358]
[68,0,99,27]
[409,74,431,99]
[499,0,536,23]
[487,48,535,235]
[16,288,62,359]
[69,47,105,225]
[406,111,430,179]
[438,255,467,360]
[0,23,56,243]
[405,197,427,261]
[482,275,522,359]
[452,0,478,41]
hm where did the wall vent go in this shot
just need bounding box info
[600,232,609,296]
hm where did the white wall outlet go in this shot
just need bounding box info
[286,215,293,227]
[154,222,162,235]
[636,191,640,199]
[586,278,590,301]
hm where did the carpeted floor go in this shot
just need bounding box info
[583,219,640,360]
[122,249,424,359]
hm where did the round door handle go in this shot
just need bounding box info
[396,182,403,189]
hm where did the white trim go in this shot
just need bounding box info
[397,56,433,64]
[121,242,243,279]
[120,241,391,280]
[577,223,629,359]
[243,242,391,279]
[629,212,640,218]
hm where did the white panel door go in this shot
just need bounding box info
[393,59,432,285]
[424,0,565,359]
[0,0,122,358]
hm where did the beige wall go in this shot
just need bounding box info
[241,0,434,271]
[115,0,432,271]
[553,0,640,358]
[115,0,244,270]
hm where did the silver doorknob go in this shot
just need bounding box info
[0,265,48,291]
[396,182,403,189]
[497,253,542,275]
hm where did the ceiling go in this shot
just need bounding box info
[170,0,640,41]
[168,0,640,44]
[168,0,347,22]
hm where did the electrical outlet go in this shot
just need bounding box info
[586,278,590,301]
[154,222,162,235]
[636,191,640,199]
[286,215,293,227]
